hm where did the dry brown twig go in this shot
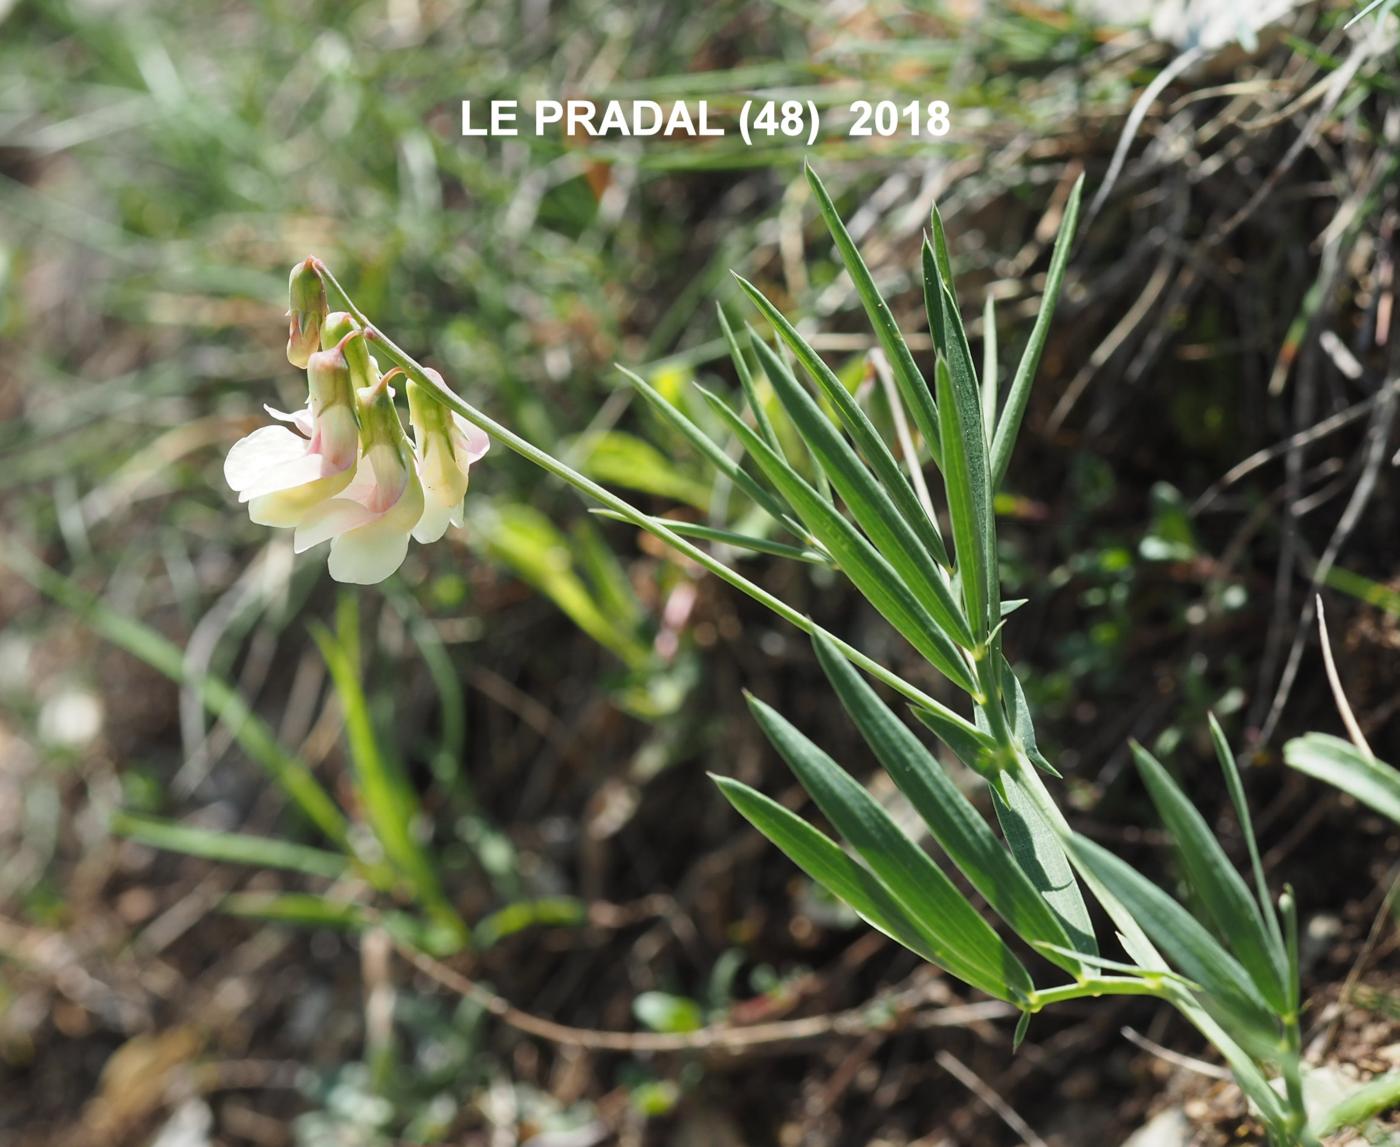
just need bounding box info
[391,937,1014,1055]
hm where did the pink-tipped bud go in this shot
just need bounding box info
[305,346,360,470]
[286,258,327,368]
[306,345,353,413]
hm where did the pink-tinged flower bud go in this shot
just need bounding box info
[407,372,490,543]
[305,347,361,472]
[286,258,327,368]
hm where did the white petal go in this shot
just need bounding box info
[386,469,425,531]
[238,451,342,502]
[293,497,375,552]
[412,496,456,544]
[327,517,413,584]
[359,442,412,512]
[418,433,469,506]
[247,468,355,527]
[224,425,306,492]
[265,404,314,438]
[248,490,309,529]
[452,415,491,464]
[334,459,381,507]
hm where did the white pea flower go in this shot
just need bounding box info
[224,344,360,528]
[407,371,491,543]
[293,373,425,585]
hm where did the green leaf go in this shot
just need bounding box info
[474,897,588,948]
[922,235,999,641]
[934,352,996,640]
[1066,834,1282,1049]
[928,199,960,321]
[698,385,978,694]
[1177,1001,1291,1136]
[572,517,645,632]
[810,633,1080,971]
[804,162,943,469]
[1284,733,1400,826]
[634,991,705,1034]
[737,278,951,569]
[743,310,973,649]
[716,303,780,451]
[1210,713,1284,955]
[1004,661,1059,777]
[620,366,799,534]
[990,175,1084,489]
[992,773,1097,959]
[1323,565,1400,618]
[220,892,458,954]
[749,691,1034,1001]
[313,598,467,947]
[1314,1071,1400,1136]
[1129,742,1289,1012]
[712,774,1027,1004]
[221,891,368,931]
[113,812,350,880]
[577,429,714,511]
[745,326,833,500]
[981,295,998,436]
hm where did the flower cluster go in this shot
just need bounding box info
[225,258,489,584]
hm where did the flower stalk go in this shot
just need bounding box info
[306,259,985,739]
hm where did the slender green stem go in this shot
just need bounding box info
[312,261,983,739]
[1277,889,1316,1145]
[1279,1030,1317,1147]
[972,648,1013,752]
[1026,976,1165,1011]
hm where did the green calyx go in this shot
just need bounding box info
[322,311,377,391]
[406,377,449,438]
[357,374,411,452]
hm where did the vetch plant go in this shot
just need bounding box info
[211,168,1397,1144]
